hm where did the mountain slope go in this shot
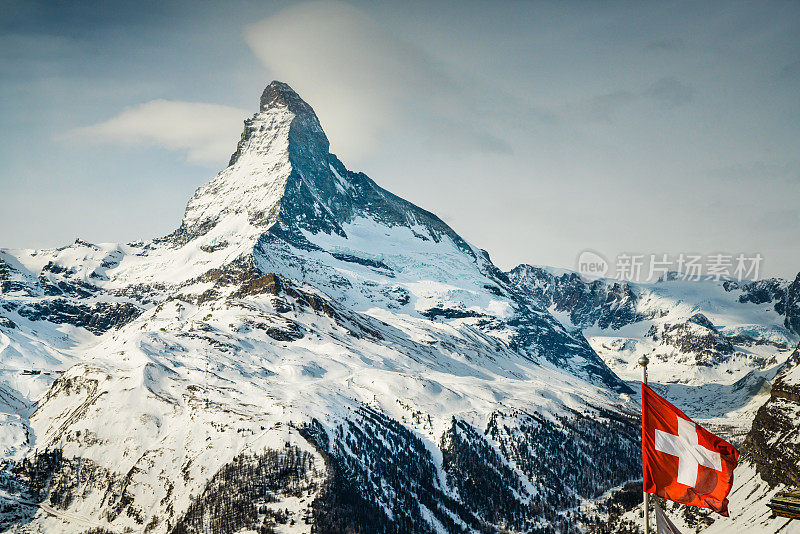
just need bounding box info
[509,265,800,533]
[509,264,798,386]
[0,82,638,533]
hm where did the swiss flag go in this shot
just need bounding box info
[642,383,739,516]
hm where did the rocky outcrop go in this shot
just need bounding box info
[13,300,142,335]
[654,314,735,365]
[508,265,642,329]
[732,278,787,306]
[742,343,800,487]
[728,274,800,337]
[783,273,800,336]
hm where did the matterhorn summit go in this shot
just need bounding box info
[4,82,795,533]
[175,81,330,243]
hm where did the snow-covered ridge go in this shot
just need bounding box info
[508,266,800,533]
[1,80,797,533]
[509,264,799,386]
[0,82,641,533]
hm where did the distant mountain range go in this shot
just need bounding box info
[509,264,799,385]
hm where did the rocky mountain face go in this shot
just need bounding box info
[509,266,800,533]
[0,82,641,533]
[509,264,799,385]
[507,266,643,330]
[782,273,800,336]
[743,341,800,488]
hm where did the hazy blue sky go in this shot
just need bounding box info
[1,0,798,277]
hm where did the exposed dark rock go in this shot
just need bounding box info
[329,252,391,271]
[233,273,284,298]
[40,261,74,276]
[742,343,800,487]
[420,307,484,320]
[165,218,219,248]
[249,317,304,341]
[200,256,261,288]
[381,286,410,307]
[508,265,643,330]
[37,275,98,299]
[784,273,800,336]
[0,257,11,281]
[16,299,142,334]
[732,278,787,307]
[656,314,735,365]
[0,257,32,295]
[726,333,789,349]
[199,241,229,253]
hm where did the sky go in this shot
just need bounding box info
[1,0,799,278]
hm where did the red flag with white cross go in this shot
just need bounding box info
[642,383,740,516]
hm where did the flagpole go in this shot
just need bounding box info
[639,354,650,534]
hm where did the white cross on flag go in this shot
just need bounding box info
[642,384,739,516]
[654,417,722,486]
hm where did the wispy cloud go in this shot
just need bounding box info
[644,77,694,107]
[244,1,510,160]
[532,77,692,125]
[555,90,637,123]
[62,100,248,165]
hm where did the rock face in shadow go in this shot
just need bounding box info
[743,342,800,488]
[783,273,800,336]
[508,265,643,330]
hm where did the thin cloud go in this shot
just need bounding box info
[526,76,695,126]
[62,100,248,165]
[644,77,694,107]
[244,1,510,161]
[556,90,637,123]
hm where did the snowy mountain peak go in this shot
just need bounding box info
[1,80,797,533]
[258,80,329,159]
[171,81,475,255]
[260,80,316,116]
[14,79,781,533]
[228,80,329,168]
[170,81,327,244]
